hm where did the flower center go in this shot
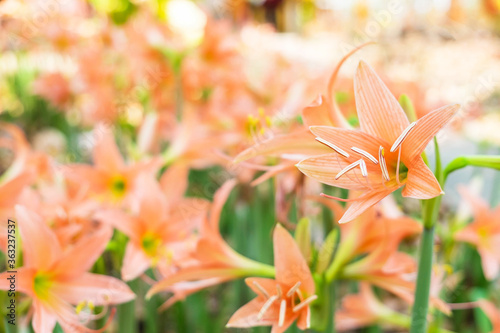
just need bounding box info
[34,273,53,300]
[110,175,127,198]
[245,108,272,138]
[477,226,490,240]
[141,233,162,257]
[252,280,317,328]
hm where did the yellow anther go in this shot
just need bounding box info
[265,116,272,127]
[76,301,87,314]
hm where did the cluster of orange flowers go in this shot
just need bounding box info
[1,1,499,333]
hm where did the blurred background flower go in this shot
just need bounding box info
[0,0,500,332]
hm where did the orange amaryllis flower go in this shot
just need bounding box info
[32,72,72,110]
[96,168,210,281]
[65,125,161,204]
[454,187,500,280]
[0,206,134,333]
[337,213,449,314]
[226,224,316,333]
[336,283,409,331]
[317,198,450,314]
[297,61,459,223]
[20,180,100,249]
[0,124,40,251]
[478,300,500,333]
[315,197,422,280]
[146,180,275,308]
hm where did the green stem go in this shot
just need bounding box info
[325,234,355,282]
[236,256,276,278]
[410,225,435,333]
[117,279,139,333]
[410,138,442,333]
[443,155,500,182]
[310,276,335,332]
[327,282,335,333]
[144,271,160,333]
[381,312,411,328]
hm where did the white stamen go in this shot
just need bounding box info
[396,145,402,185]
[315,137,350,158]
[293,295,318,313]
[294,289,303,305]
[306,307,311,328]
[286,282,302,298]
[278,299,286,327]
[378,146,390,181]
[390,122,417,152]
[335,160,362,180]
[258,295,278,320]
[359,159,368,177]
[351,147,378,164]
[252,281,269,299]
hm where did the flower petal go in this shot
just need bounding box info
[271,315,300,333]
[309,126,388,157]
[245,277,278,298]
[457,186,492,224]
[454,226,479,245]
[226,298,275,328]
[15,205,61,271]
[147,268,244,298]
[296,153,381,191]
[302,95,337,127]
[134,173,168,226]
[209,179,237,230]
[52,225,112,280]
[233,130,329,163]
[354,61,410,144]
[403,104,460,161]
[0,171,34,206]
[402,157,442,199]
[273,225,315,295]
[32,299,57,333]
[479,249,500,280]
[93,126,125,171]
[94,209,139,239]
[159,278,231,311]
[0,267,36,296]
[160,164,189,204]
[167,198,210,238]
[121,242,151,281]
[250,162,296,187]
[54,272,135,305]
[339,189,395,224]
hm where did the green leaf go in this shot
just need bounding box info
[399,94,417,123]
[315,229,339,274]
[471,288,492,333]
[434,137,443,184]
[295,217,312,264]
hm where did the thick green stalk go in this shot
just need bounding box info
[310,276,335,332]
[327,282,336,333]
[410,138,442,333]
[410,224,435,333]
[117,279,139,333]
[443,155,500,182]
